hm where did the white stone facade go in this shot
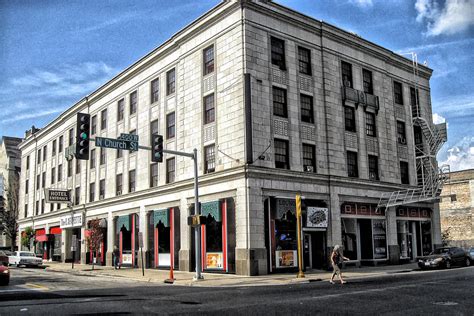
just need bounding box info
[17,1,441,275]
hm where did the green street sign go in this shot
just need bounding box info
[95,137,138,151]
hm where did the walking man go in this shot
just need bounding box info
[330,245,349,284]
[113,246,120,269]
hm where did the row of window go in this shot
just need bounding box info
[272,87,315,123]
[271,36,312,75]
[347,151,409,184]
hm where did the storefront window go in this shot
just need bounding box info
[421,221,432,256]
[397,221,411,259]
[157,222,170,254]
[206,216,222,252]
[341,218,357,260]
[275,211,297,251]
[372,219,387,259]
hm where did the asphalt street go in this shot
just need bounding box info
[0,266,473,315]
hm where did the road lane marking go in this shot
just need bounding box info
[23,283,49,290]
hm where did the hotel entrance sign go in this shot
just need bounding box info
[45,189,71,203]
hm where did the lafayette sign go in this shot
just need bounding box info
[60,214,84,229]
[45,189,71,203]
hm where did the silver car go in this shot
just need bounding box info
[9,251,43,267]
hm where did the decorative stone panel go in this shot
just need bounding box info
[397,144,408,160]
[274,119,289,137]
[298,76,312,93]
[367,137,379,154]
[166,96,176,112]
[394,105,405,120]
[344,132,358,150]
[204,124,216,143]
[301,125,315,142]
[203,75,215,94]
[271,68,289,86]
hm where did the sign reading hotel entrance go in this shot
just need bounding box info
[45,189,71,203]
[60,214,83,229]
[95,136,138,151]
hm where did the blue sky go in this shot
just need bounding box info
[0,0,472,171]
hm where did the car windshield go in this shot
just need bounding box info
[20,252,36,257]
[432,248,450,255]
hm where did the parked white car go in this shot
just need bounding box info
[9,251,43,267]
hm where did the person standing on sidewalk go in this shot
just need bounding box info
[329,245,349,284]
[113,246,121,270]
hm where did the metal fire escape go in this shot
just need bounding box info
[377,53,449,209]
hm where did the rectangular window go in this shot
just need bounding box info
[42,172,45,188]
[300,94,314,123]
[69,128,74,146]
[100,148,106,165]
[117,98,124,121]
[397,121,407,144]
[25,179,29,194]
[57,203,61,210]
[410,87,419,107]
[91,115,97,135]
[129,170,136,193]
[400,161,409,184]
[365,112,376,137]
[274,139,289,169]
[36,174,40,190]
[150,163,158,188]
[298,46,311,75]
[130,91,137,115]
[37,149,41,164]
[101,109,107,130]
[59,136,63,152]
[302,144,316,172]
[166,158,175,183]
[368,155,379,180]
[347,151,358,178]
[51,167,55,184]
[117,147,123,159]
[89,183,95,202]
[75,159,81,174]
[43,145,47,161]
[204,94,215,124]
[272,87,287,118]
[52,140,56,156]
[394,81,403,105]
[151,78,159,103]
[150,120,158,142]
[204,144,215,174]
[90,149,96,169]
[99,179,105,200]
[166,68,175,95]
[271,36,286,70]
[35,201,39,215]
[166,112,175,139]
[24,204,28,218]
[363,69,373,94]
[203,45,214,75]
[116,174,123,196]
[26,156,30,170]
[58,164,62,182]
[41,199,45,214]
[74,187,80,205]
[345,106,356,132]
[67,160,72,177]
[341,61,353,88]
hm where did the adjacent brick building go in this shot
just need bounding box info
[17,0,444,275]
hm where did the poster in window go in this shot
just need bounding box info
[206,252,223,269]
[122,253,133,265]
[306,207,328,228]
[275,250,297,268]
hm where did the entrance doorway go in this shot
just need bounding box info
[303,231,326,270]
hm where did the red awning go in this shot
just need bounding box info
[36,228,46,235]
[50,227,62,235]
[36,234,49,242]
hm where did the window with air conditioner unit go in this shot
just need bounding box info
[305,165,314,172]
[116,191,122,196]
[398,136,406,145]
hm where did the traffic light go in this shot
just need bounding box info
[75,113,90,160]
[151,133,163,162]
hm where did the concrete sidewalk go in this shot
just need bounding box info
[43,261,420,287]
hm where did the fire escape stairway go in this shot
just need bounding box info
[377,112,448,210]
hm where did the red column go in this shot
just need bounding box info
[154,227,159,268]
[201,225,206,270]
[170,208,174,269]
[132,214,135,267]
[119,231,123,265]
[222,199,227,272]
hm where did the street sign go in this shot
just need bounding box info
[138,232,144,248]
[45,189,71,203]
[95,136,138,151]
[65,144,76,161]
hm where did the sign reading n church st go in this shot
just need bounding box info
[45,189,71,203]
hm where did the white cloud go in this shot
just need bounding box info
[349,0,373,7]
[0,107,65,124]
[433,113,446,124]
[415,0,474,36]
[439,136,474,171]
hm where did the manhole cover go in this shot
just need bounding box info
[434,301,458,306]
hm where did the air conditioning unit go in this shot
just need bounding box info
[116,191,122,196]
[398,136,406,145]
[305,165,314,172]
[99,195,104,200]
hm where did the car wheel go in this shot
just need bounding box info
[466,258,471,267]
[445,260,451,269]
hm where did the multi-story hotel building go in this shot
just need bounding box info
[17,0,446,275]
